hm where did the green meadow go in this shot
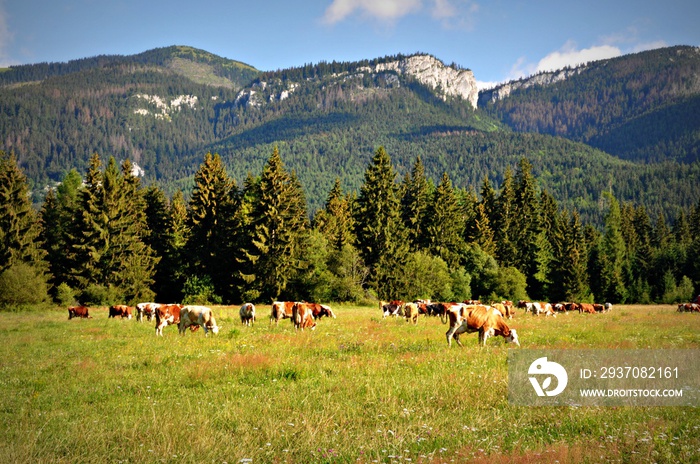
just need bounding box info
[1,305,699,463]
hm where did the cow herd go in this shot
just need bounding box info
[64,295,651,347]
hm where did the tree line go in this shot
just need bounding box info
[1,147,699,309]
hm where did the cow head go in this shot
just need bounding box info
[321,305,336,319]
[506,329,520,347]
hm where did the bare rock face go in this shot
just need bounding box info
[478,67,587,106]
[362,55,479,109]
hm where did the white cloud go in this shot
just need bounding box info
[431,0,456,19]
[322,0,422,24]
[535,41,622,73]
[322,0,478,29]
[506,41,623,82]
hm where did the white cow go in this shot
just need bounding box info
[179,305,219,336]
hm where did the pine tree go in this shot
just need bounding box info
[353,146,406,298]
[422,172,465,268]
[239,147,309,301]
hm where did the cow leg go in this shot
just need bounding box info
[447,323,465,347]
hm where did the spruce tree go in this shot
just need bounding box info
[0,152,48,304]
[422,172,465,268]
[313,178,355,250]
[401,156,430,251]
[598,192,628,303]
[40,169,81,289]
[353,146,406,298]
[513,158,541,289]
[187,152,237,300]
[494,167,517,267]
[239,147,309,301]
[69,153,107,290]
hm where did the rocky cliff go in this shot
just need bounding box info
[361,55,480,108]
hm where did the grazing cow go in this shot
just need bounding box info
[270,301,297,326]
[604,303,613,312]
[593,303,606,313]
[292,303,317,331]
[154,304,186,336]
[446,305,520,347]
[517,300,555,317]
[578,303,596,314]
[68,306,92,319]
[178,305,219,336]
[240,303,256,326]
[136,302,160,322]
[108,305,133,319]
[381,300,404,318]
[403,302,419,325]
[308,303,335,319]
[678,303,700,312]
[492,303,511,319]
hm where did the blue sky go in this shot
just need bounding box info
[1,0,698,88]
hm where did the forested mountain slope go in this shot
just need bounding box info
[480,46,700,163]
[0,45,698,224]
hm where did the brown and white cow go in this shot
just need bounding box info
[109,305,133,320]
[68,306,92,319]
[270,301,297,326]
[179,305,219,336]
[381,300,404,318]
[517,300,555,317]
[292,303,317,331]
[155,304,185,336]
[240,303,256,326]
[136,302,160,322]
[447,305,520,347]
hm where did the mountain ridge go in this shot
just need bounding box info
[1,45,699,224]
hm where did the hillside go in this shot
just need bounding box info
[479,46,700,163]
[0,45,699,223]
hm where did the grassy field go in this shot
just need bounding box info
[1,304,699,463]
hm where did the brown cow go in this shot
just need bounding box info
[447,305,520,347]
[578,303,596,314]
[109,305,133,319]
[292,303,317,331]
[68,306,92,319]
[155,304,185,336]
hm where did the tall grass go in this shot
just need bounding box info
[0,304,698,463]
